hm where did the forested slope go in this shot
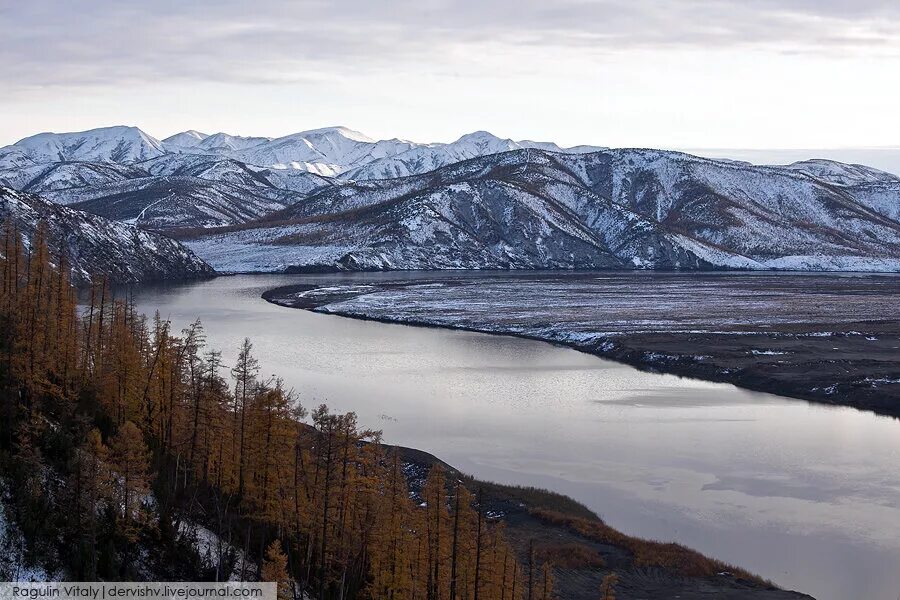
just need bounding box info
[0,222,809,599]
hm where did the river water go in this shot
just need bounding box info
[131,274,900,600]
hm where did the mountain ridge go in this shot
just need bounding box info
[182,148,900,273]
[2,125,899,274]
[3,125,607,175]
[9,125,166,164]
[0,186,215,283]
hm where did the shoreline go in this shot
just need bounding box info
[386,432,812,599]
[261,280,900,420]
[256,282,823,599]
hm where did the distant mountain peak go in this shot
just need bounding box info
[0,124,602,177]
[455,130,505,143]
[290,126,376,143]
[195,132,272,153]
[11,125,165,164]
[784,158,900,185]
[163,130,209,147]
[14,124,155,145]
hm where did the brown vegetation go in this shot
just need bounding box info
[530,509,769,584]
[532,543,605,570]
[0,219,551,599]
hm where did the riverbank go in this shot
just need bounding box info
[262,272,900,419]
[126,273,900,599]
[392,445,812,600]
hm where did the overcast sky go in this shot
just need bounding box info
[1,0,899,149]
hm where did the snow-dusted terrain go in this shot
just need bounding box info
[1,125,601,178]
[0,186,214,283]
[7,126,167,164]
[0,152,333,229]
[185,148,900,273]
[338,130,604,180]
[0,479,53,581]
[264,271,900,417]
[63,176,302,230]
[0,126,417,228]
[2,124,899,272]
[161,129,209,149]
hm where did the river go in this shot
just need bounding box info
[131,274,900,600]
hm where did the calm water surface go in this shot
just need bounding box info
[132,274,900,600]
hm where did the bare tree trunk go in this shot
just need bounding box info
[449,481,461,600]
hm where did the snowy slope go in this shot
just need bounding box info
[0,186,214,283]
[783,159,900,186]
[185,149,900,273]
[140,154,332,194]
[0,148,36,171]
[9,126,166,163]
[62,175,304,230]
[549,149,900,267]
[230,127,417,176]
[340,131,605,180]
[1,479,53,581]
[162,130,209,150]
[194,132,273,154]
[0,154,333,229]
[689,147,900,179]
[848,183,900,222]
[0,161,149,200]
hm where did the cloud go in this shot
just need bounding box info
[1,0,898,90]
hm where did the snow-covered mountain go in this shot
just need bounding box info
[0,126,602,229]
[689,147,900,180]
[184,148,900,273]
[2,124,899,273]
[140,154,331,194]
[340,131,604,181]
[0,126,610,233]
[1,126,602,178]
[0,161,147,198]
[162,130,209,150]
[0,153,334,230]
[193,132,273,154]
[224,127,415,176]
[0,186,214,283]
[9,126,166,163]
[63,175,305,230]
[782,159,900,186]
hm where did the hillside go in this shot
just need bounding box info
[184,149,900,273]
[0,186,214,283]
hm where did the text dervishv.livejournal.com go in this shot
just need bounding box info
[1,583,275,600]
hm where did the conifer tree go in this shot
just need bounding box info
[262,540,293,600]
[539,563,555,600]
[71,429,111,579]
[110,421,151,544]
[231,338,259,498]
[599,573,618,600]
[423,465,450,600]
